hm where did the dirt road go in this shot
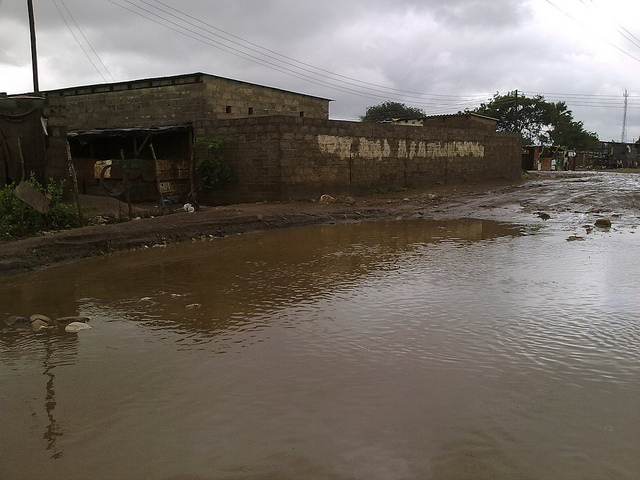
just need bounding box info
[1,171,638,276]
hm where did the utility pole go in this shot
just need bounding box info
[514,89,519,133]
[27,0,39,93]
[621,89,628,143]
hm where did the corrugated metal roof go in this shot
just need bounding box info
[67,122,193,139]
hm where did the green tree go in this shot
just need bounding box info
[473,91,599,149]
[360,101,425,123]
[549,106,600,150]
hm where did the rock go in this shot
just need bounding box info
[595,218,611,228]
[30,319,49,331]
[55,316,91,324]
[536,212,551,220]
[566,235,585,242]
[5,316,29,326]
[30,314,52,324]
[65,322,92,333]
[334,196,356,205]
[319,194,335,204]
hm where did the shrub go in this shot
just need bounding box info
[0,174,79,238]
[194,137,237,190]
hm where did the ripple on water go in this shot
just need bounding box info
[1,218,639,479]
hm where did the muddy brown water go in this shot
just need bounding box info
[1,217,639,480]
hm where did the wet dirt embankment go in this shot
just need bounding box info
[1,171,638,277]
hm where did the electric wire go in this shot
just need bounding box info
[51,0,110,82]
[58,0,116,82]
[545,0,640,63]
[105,0,493,111]
[17,0,635,124]
[146,0,476,101]
[105,0,637,116]
[584,0,640,50]
[105,0,407,103]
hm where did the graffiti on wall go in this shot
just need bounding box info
[318,135,485,161]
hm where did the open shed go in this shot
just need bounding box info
[67,123,194,203]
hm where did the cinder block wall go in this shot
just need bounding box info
[42,95,68,181]
[48,74,329,132]
[53,79,210,131]
[200,116,521,204]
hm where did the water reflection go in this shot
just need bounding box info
[1,218,638,480]
[1,328,79,461]
[1,219,522,343]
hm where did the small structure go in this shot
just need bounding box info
[577,142,639,169]
[0,94,67,186]
[609,142,638,168]
[67,124,194,202]
[390,112,499,131]
[421,112,499,132]
[522,145,575,171]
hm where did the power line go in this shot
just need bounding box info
[29,0,637,121]
[106,0,639,116]
[146,0,474,101]
[585,0,640,50]
[105,0,493,111]
[58,0,116,82]
[545,0,640,63]
[51,0,108,82]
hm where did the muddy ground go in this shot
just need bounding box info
[1,171,638,277]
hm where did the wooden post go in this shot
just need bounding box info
[17,136,25,182]
[189,132,199,211]
[149,143,165,215]
[66,142,83,225]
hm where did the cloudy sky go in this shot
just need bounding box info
[1,0,639,141]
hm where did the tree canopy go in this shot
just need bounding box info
[473,91,599,149]
[360,101,425,123]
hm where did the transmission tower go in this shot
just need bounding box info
[621,89,628,143]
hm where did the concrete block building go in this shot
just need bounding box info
[3,72,521,204]
[48,72,331,132]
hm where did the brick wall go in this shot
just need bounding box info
[42,95,68,181]
[47,73,330,132]
[199,116,521,204]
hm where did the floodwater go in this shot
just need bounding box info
[1,218,639,480]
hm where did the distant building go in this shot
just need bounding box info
[389,113,499,132]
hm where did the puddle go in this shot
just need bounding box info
[1,218,639,480]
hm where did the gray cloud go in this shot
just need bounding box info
[0,0,638,140]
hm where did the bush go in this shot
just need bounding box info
[0,174,80,238]
[194,137,237,190]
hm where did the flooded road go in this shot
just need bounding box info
[1,217,639,480]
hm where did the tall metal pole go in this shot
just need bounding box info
[621,89,628,144]
[27,0,39,93]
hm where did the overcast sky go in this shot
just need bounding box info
[1,0,639,141]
